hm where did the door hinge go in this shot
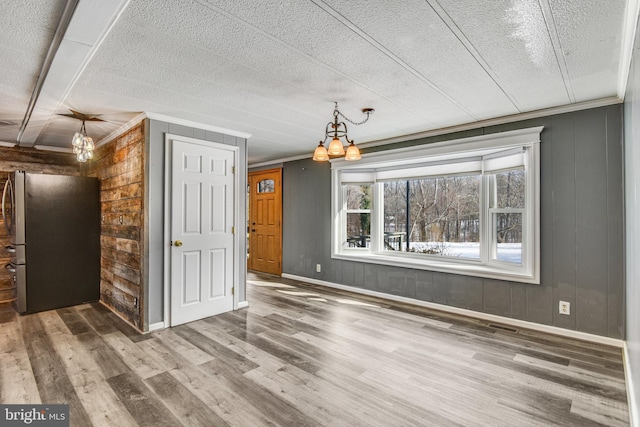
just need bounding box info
[232,287,235,295]
[232,166,235,174]
[231,226,235,234]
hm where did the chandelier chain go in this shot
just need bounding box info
[336,110,371,126]
[333,102,372,126]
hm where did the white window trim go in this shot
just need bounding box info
[331,126,542,284]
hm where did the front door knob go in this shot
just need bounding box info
[174,240,183,247]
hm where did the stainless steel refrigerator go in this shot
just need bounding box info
[3,171,100,314]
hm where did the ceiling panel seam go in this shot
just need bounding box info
[538,0,576,103]
[17,0,131,147]
[194,0,436,124]
[17,0,79,144]
[427,0,523,113]
[310,0,479,121]
[53,0,133,112]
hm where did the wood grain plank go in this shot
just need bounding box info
[102,331,166,379]
[151,328,215,366]
[19,314,93,425]
[167,364,275,426]
[198,358,321,427]
[78,306,120,336]
[0,319,41,404]
[173,325,259,374]
[145,371,230,427]
[57,307,92,335]
[107,373,180,427]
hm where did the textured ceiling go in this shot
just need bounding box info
[0,0,634,164]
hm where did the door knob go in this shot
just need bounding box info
[174,240,183,247]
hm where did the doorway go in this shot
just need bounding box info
[248,168,282,275]
[167,136,238,326]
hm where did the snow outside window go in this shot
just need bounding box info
[331,127,542,284]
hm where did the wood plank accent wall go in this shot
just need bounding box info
[0,147,79,303]
[86,122,145,330]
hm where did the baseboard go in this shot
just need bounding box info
[282,273,625,348]
[237,301,250,309]
[148,322,165,332]
[623,343,638,427]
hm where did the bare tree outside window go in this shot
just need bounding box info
[345,184,371,248]
[384,175,481,258]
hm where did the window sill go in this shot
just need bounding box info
[332,252,539,284]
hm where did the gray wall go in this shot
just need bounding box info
[146,119,248,326]
[624,17,640,421]
[283,105,624,339]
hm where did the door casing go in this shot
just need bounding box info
[163,134,240,327]
[248,168,282,275]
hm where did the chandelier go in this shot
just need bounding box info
[72,120,95,162]
[313,102,374,162]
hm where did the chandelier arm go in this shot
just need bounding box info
[340,121,353,144]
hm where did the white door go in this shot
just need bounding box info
[170,139,235,326]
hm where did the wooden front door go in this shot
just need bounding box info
[248,168,282,275]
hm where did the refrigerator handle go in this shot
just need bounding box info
[2,178,12,236]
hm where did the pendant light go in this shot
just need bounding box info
[313,102,374,161]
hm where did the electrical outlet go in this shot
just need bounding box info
[559,300,570,315]
[316,264,321,273]
[134,297,138,308]
[119,214,124,224]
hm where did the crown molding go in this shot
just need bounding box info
[145,112,252,139]
[95,112,146,147]
[96,112,254,149]
[249,153,310,169]
[359,97,622,150]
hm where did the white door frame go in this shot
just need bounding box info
[163,133,240,327]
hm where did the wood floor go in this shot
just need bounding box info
[0,272,630,426]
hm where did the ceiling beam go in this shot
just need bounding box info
[17,0,130,147]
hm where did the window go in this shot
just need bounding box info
[344,184,372,249]
[490,169,525,264]
[383,174,481,259]
[257,179,275,193]
[331,127,542,283]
